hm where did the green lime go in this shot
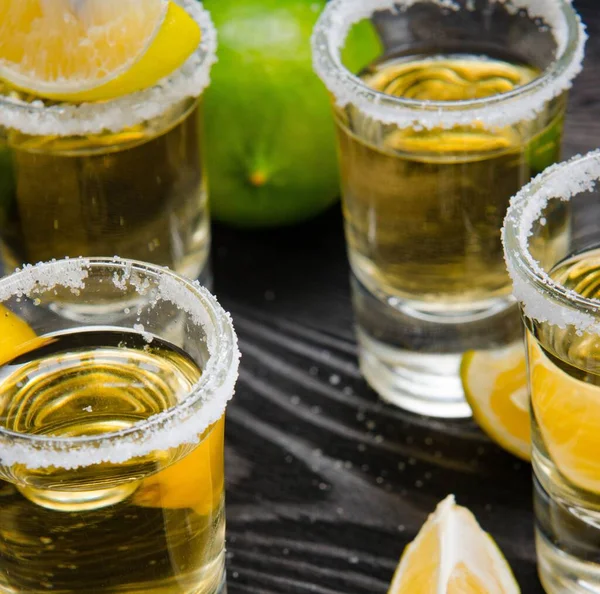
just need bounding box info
[525,114,564,175]
[203,0,381,228]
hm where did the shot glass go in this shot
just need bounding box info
[312,0,585,417]
[504,150,600,593]
[0,257,239,594]
[0,0,216,284]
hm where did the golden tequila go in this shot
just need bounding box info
[0,328,225,594]
[0,90,209,280]
[336,52,564,307]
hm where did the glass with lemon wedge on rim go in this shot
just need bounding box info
[503,149,600,594]
[0,0,215,283]
[0,257,239,593]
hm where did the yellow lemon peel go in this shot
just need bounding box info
[0,304,37,366]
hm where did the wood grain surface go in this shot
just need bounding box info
[214,1,599,591]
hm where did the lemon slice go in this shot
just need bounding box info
[0,0,201,102]
[133,417,224,515]
[389,495,520,594]
[461,343,530,461]
[0,303,37,365]
[529,338,600,494]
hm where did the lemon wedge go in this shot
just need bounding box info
[0,304,36,365]
[0,0,201,102]
[133,417,224,515]
[389,495,520,594]
[461,343,530,461]
[529,338,600,494]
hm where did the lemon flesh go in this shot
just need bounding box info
[461,343,530,461]
[389,495,520,594]
[0,0,201,102]
[529,338,600,494]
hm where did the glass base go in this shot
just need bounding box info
[18,481,141,512]
[535,473,600,593]
[358,330,471,418]
[351,272,522,419]
[537,530,600,594]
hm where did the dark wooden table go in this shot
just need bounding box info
[214,2,599,591]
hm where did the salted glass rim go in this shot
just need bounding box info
[0,0,217,137]
[311,0,586,129]
[503,150,600,334]
[0,257,240,470]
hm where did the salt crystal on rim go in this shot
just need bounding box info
[0,0,217,137]
[0,259,90,302]
[0,257,240,470]
[503,149,600,333]
[311,0,586,130]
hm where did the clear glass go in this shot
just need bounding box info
[312,0,585,417]
[0,257,239,594]
[0,0,215,285]
[504,150,600,594]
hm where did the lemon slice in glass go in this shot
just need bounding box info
[529,338,600,494]
[461,343,530,461]
[133,417,224,515]
[0,0,201,102]
[388,495,520,594]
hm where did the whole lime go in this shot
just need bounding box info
[203,0,381,228]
